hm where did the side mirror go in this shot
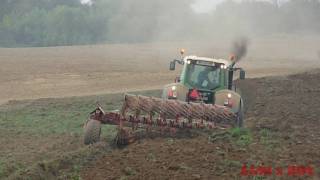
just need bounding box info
[240,70,246,80]
[169,61,175,71]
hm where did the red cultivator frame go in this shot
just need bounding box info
[84,94,238,145]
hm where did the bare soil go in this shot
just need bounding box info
[1,37,320,105]
[81,70,320,180]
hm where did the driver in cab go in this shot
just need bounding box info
[197,66,219,89]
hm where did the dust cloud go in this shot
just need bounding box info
[101,0,320,43]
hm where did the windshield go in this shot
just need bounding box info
[185,63,221,90]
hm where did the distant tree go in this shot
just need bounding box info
[0,0,320,47]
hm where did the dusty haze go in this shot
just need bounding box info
[1,36,320,104]
[102,0,320,43]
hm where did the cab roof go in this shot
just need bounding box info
[183,56,233,67]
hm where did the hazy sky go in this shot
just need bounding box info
[191,0,289,13]
[80,0,93,6]
[79,0,290,12]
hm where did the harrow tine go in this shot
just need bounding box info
[123,94,236,126]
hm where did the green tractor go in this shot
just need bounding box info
[162,50,246,127]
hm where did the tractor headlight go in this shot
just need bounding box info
[172,86,177,98]
[220,64,227,69]
[168,86,177,99]
[172,91,178,98]
[224,93,233,107]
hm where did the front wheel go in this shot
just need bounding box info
[84,119,101,145]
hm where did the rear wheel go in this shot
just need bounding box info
[236,102,244,127]
[84,119,101,145]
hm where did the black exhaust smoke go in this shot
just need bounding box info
[230,37,249,62]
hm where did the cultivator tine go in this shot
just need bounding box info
[123,94,236,126]
[87,93,237,146]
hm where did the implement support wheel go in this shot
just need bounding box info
[84,119,101,145]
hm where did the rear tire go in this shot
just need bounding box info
[236,102,244,128]
[84,119,101,145]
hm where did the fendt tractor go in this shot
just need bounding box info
[83,49,246,145]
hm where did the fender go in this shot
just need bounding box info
[215,89,243,113]
[162,83,189,101]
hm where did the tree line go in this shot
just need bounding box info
[0,0,319,47]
